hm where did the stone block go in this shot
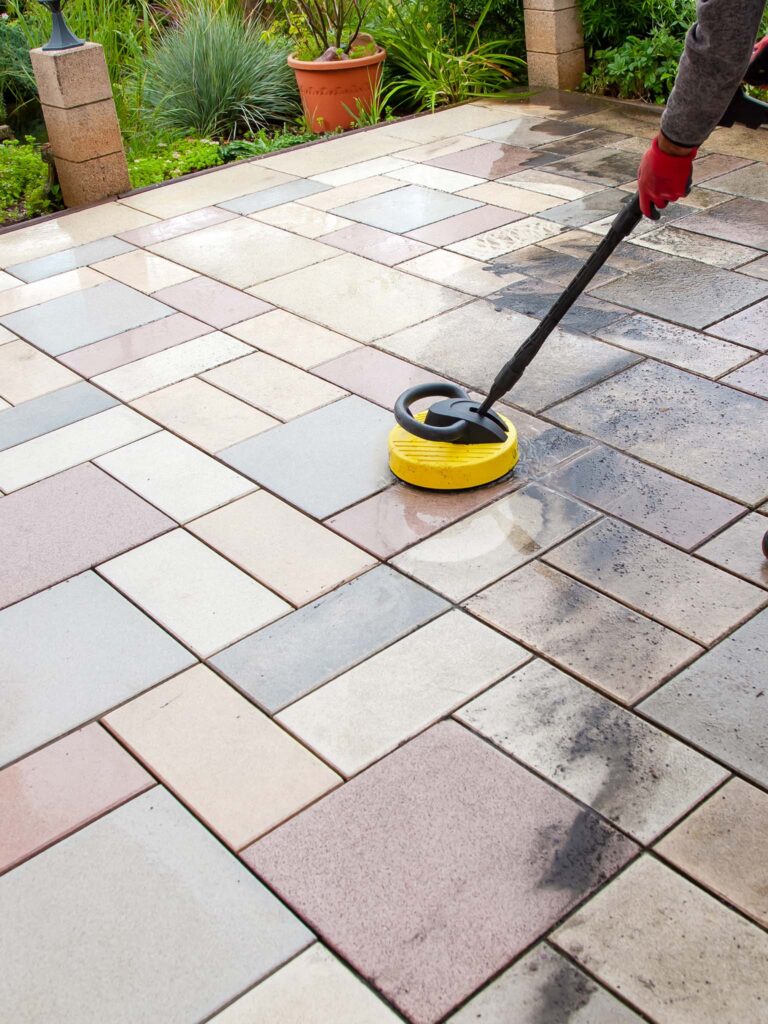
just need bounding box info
[55,152,131,208]
[524,7,584,54]
[527,48,586,90]
[523,0,576,10]
[42,99,124,163]
[30,42,113,109]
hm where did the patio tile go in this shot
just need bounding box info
[189,490,375,605]
[489,243,620,289]
[656,778,768,927]
[379,101,525,142]
[132,378,278,453]
[100,530,289,658]
[399,250,511,296]
[93,251,198,293]
[105,665,339,849]
[552,855,768,1024]
[0,572,194,767]
[0,280,174,355]
[538,129,631,157]
[546,446,743,549]
[218,178,330,215]
[312,154,413,185]
[489,278,628,334]
[0,380,116,452]
[631,224,762,269]
[537,188,630,228]
[640,609,768,783]
[427,142,558,179]
[318,223,432,265]
[117,205,238,246]
[204,352,345,420]
[467,561,701,704]
[582,203,692,239]
[0,405,158,493]
[392,136,485,164]
[502,167,607,199]
[250,253,466,344]
[246,721,636,1024]
[251,202,352,238]
[448,944,643,1024]
[0,267,103,316]
[299,175,403,211]
[333,184,481,233]
[313,346,451,409]
[676,196,768,250]
[543,148,640,186]
[737,253,768,279]
[93,332,250,401]
[212,565,447,714]
[0,788,312,1024]
[95,431,254,522]
[405,204,523,246]
[547,360,768,503]
[0,325,14,343]
[257,131,407,175]
[393,483,597,601]
[699,162,768,200]
[697,513,768,587]
[458,659,726,843]
[153,275,271,329]
[210,944,399,1024]
[707,297,768,351]
[0,724,152,875]
[120,162,295,217]
[458,181,566,214]
[0,271,19,291]
[469,116,589,148]
[6,236,134,283]
[0,463,172,609]
[692,152,754,182]
[59,313,212,377]
[447,216,562,259]
[387,163,485,193]
[227,308,359,368]
[0,339,80,403]
[540,227,666,273]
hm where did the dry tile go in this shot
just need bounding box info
[299,175,402,212]
[459,181,566,213]
[0,339,80,404]
[251,202,353,238]
[387,163,485,193]
[333,184,482,234]
[219,179,330,215]
[723,354,768,397]
[696,513,768,588]
[0,380,116,452]
[227,309,359,369]
[92,251,198,292]
[312,155,414,185]
[391,136,485,164]
[708,297,768,351]
[257,132,408,175]
[153,276,272,329]
[117,206,238,246]
[398,250,507,296]
[318,222,432,266]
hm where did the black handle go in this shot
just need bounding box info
[394,383,470,442]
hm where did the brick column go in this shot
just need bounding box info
[30,42,130,208]
[524,0,586,91]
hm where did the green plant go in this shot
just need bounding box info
[0,17,36,105]
[128,136,224,188]
[583,28,685,104]
[0,136,55,224]
[435,0,524,53]
[285,0,372,58]
[579,0,695,51]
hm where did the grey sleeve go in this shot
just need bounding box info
[661,0,766,147]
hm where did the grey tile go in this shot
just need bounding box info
[723,354,768,397]
[212,565,449,713]
[218,178,330,214]
[469,116,590,148]
[466,560,701,705]
[536,129,631,157]
[640,609,768,785]
[543,149,641,186]
[547,360,768,504]
[541,229,667,274]
[591,256,768,329]
[0,572,195,768]
[489,244,623,289]
[538,189,630,228]
[0,380,117,452]
[458,659,727,843]
[631,224,762,269]
[704,162,768,201]
[0,788,312,1024]
[544,518,766,645]
[708,298,768,351]
[546,446,743,549]
[675,197,768,251]
[0,282,174,355]
[696,513,768,588]
[6,237,135,283]
[334,184,481,233]
[737,254,768,280]
[220,396,393,518]
[497,404,595,478]
[489,278,628,334]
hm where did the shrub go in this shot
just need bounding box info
[579,0,695,52]
[0,17,36,106]
[435,0,524,53]
[0,137,54,224]
[583,28,684,104]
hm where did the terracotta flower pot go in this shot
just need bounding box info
[288,47,387,134]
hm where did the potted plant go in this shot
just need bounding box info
[285,0,386,133]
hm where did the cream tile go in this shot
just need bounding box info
[501,169,607,200]
[100,531,290,657]
[95,431,255,522]
[458,182,567,213]
[257,133,408,176]
[378,103,521,143]
[0,268,105,317]
[105,665,339,849]
[0,398,9,411]
[203,352,346,420]
[393,136,486,163]
[189,490,376,605]
[387,164,486,193]
[447,217,562,259]
[92,251,198,293]
[0,325,15,344]
[0,271,19,292]
[119,164,296,218]
[227,309,359,368]
[251,203,353,238]
[312,156,413,186]
[0,406,158,492]
[398,250,512,296]
[299,176,403,211]
[0,340,81,404]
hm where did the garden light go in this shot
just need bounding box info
[37,0,84,52]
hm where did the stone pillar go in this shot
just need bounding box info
[524,0,586,91]
[30,42,130,208]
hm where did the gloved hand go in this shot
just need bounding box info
[746,34,768,86]
[637,136,697,220]
[752,34,768,60]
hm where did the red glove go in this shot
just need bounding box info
[637,137,697,220]
[752,34,768,60]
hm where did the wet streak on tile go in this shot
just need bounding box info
[425,142,560,179]
[489,278,627,335]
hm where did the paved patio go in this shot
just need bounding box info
[1,89,767,1023]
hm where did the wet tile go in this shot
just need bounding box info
[631,224,762,269]
[538,129,631,157]
[0,405,158,493]
[132,378,278,453]
[0,380,116,452]
[641,608,768,782]
[117,205,238,246]
[0,788,312,1023]
[388,163,485,193]
[7,236,134,283]
[212,565,447,714]
[552,855,768,1024]
[489,277,628,334]
[737,253,768,280]
[656,778,768,927]
[318,223,432,265]
[426,142,558,179]
[540,228,666,274]
[218,177,330,215]
[703,163,768,201]
[300,175,402,211]
[547,360,768,503]
[469,116,589,149]
[251,253,466,343]
[228,308,359,368]
[696,514,768,588]
[446,216,562,259]
[543,148,640,186]
[692,153,754,183]
[105,665,339,849]
[489,243,621,289]
[448,944,644,1024]
[707,297,768,351]
[246,721,636,1024]
[406,204,523,246]
[378,101,524,143]
[93,250,198,293]
[0,572,194,767]
[313,346,450,409]
[189,490,375,605]
[0,724,152,874]
[257,131,406,175]
[393,483,597,601]
[399,250,509,295]
[546,446,743,549]
[252,202,352,238]
[152,276,270,329]
[677,184,733,209]
[0,463,172,609]
[95,431,254,522]
[582,202,692,239]
[538,189,630,228]
[100,530,289,658]
[458,181,566,214]
[312,154,413,185]
[458,659,726,842]
[502,167,607,199]
[676,196,768,251]
[210,944,400,1024]
[467,561,702,704]
[333,184,481,233]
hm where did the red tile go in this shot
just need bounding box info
[155,277,272,329]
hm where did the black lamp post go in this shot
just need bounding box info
[37,1,85,52]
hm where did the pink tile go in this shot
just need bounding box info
[116,206,238,246]
[318,223,433,266]
[427,143,553,180]
[407,205,524,246]
[314,347,451,410]
[59,313,211,377]
[244,722,636,1024]
[154,277,272,329]
[0,724,153,874]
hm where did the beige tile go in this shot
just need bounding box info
[105,665,339,849]
[0,406,159,492]
[93,332,249,401]
[696,513,768,588]
[0,325,15,344]
[100,530,290,657]
[299,176,402,212]
[251,203,353,238]
[458,182,566,213]
[378,103,519,144]
[277,610,529,776]
[95,431,255,522]
[0,268,105,317]
[501,168,607,200]
[398,250,513,296]
[393,136,486,164]
[387,164,486,193]
[203,352,345,420]
[189,491,376,605]
[447,217,562,259]
[228,309,359,369]
[92,251,198,293]
[553,856,768,1024]
[257,132,408,176]
[656,778,768,927]
[312,155,413,186]
[0,340,81,404]
[0,397,9,411]
[0,271,20,292]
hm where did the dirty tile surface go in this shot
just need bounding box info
[696,513,768,587]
